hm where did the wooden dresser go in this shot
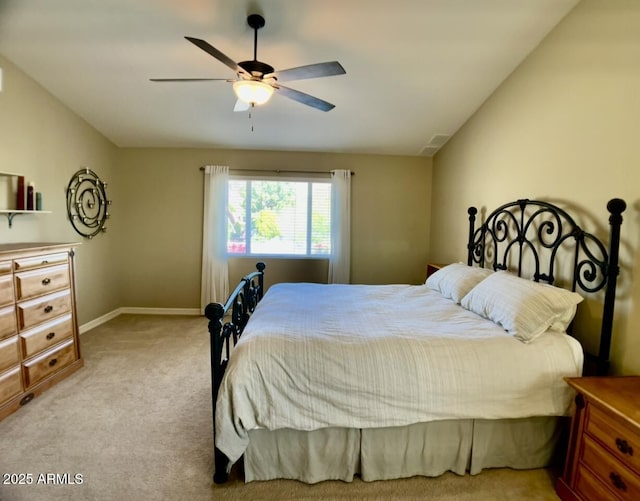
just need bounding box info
[556,376,640,501]
[0,243,83,421]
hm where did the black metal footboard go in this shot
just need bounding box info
[204,262,265,484]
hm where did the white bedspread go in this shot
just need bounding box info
[215,283,583,463]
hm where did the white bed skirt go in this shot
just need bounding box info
[243,416,567,484]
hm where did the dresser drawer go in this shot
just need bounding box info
[587,403,640,475]
[0,274,14,307]
[581,433,640,501]
[23,338,76,388]
[0,366,22,405]
[14,264,70,301]
[20,314,73,359]
[0,261,11,275]
[0,305,17,340]
[13,252,69,272]
[17,289,71,331]
[0,336,20,373]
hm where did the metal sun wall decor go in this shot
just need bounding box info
[66,168,111,239]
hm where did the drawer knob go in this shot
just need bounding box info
[42,278,51,285]
[616,438,634,456]
[44,305,53,313]
[46,332,56,340]
[609,472,627,492]
[48,358,58,367]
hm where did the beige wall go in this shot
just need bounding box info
[430,0,640,375]
[0,55,121,325]
[0,51,432,324]
[116,148,432,307]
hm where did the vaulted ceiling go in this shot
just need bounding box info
[0,0,579,156]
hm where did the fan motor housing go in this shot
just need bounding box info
[238,60,275,78]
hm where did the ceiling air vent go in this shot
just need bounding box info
[419,134,450,156]
[429,134,450,147]
[420,146,440,157]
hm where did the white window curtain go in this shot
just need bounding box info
[201,165,230,312]
[328,169,351,284]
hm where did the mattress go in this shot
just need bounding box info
[216,282,583,464]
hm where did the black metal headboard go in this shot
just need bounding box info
[466,198,626,376]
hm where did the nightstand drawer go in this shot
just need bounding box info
[20,314,73,359]
[23,338,75,388]
[0,336,20,373]
[587,403,640,476]
[581,433,640,500]
[0,305,17,340]
[0,366,22,405]
[17,289,71,331]
[13,252,69,272]
[576,461,624,501]
[14,264,70,301]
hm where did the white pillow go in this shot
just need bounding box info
[460,271,583,343]
[425,263,494,303]
[552,304,579,332]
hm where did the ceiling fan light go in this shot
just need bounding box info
[233,80,274,105]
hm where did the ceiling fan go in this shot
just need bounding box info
[150,14,346,112]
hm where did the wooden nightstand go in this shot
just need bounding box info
[426,263,446,280]
[556,376,640,501]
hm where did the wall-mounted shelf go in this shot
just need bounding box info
[0,209,52,228]
[1,171,50,228]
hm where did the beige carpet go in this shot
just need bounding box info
[0,315,561,500]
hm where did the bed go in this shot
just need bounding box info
[204,198,626,484]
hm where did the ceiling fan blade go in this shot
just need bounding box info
[276,85,335,112]
[233,99,250,112]
[269,61,345,82]
[184,36,249,77]
[150,78,230,82]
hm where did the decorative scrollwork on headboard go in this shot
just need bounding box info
[466,198,626,375]
[466,199,624,294]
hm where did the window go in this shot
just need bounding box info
[227,178,332,257]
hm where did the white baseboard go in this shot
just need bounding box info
[79,307,202,334]
[79,308,123,334]
[119,307,201,316]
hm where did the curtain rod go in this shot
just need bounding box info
[199,167,354,176]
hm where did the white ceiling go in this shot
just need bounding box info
[0,0,579,157]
